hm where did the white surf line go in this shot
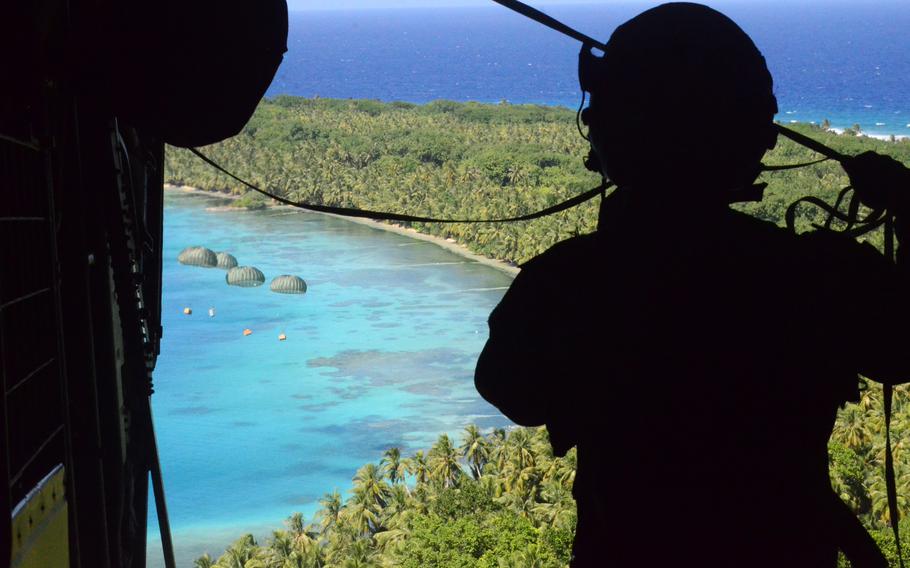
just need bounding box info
[390,261,473,267]
[447,286,511,293]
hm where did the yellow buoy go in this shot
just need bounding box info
[243,328,252,336]
[278,333,287,341]
[183,307,192,315]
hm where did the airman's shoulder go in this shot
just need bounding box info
[728,209,883,262]
[517,233,601,275]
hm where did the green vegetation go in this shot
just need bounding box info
[168,97,910,565]
[194,425,576,568]
[832,384,910,567]
[164,96,910,264]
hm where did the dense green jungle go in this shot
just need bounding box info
[166,97,910,567]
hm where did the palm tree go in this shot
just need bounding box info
[379,484,411,530]
[287,513,306,536]
[869,477,907,528]
[284,512,318,556]
[215,534,260,568]
[429,434,463,488]
[506,428,536,471]
[380,448,408,486]
[317,490,343,535]
[348,502,378,536]
[512,544,547,568]
[323,517,358,567]
[193,554,215,568]
[460,424,490,480]
[533,443,577,491]
[533,480,576,530]
[373,527,409,557]
[478,473,501,499]
[497,556,522,568]
[336,538,381,568]
[834,406,871,451]
[265,530,294,568]
[352,463,391,512]
[408,483,432,516]
[406,451,430,486]
[489,428,509,471]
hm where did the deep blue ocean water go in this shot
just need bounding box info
[151,3,909,564]
[270,1,910,136]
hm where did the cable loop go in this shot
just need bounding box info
[785,187,888,236]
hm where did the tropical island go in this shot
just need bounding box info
[165,96,910,264]
[165,97,910,567]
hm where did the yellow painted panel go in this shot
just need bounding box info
[10,464,68,568]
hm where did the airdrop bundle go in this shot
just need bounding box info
[177,246,307,294]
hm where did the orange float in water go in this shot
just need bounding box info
[183,307,192,315]
[278,333,287,341]
[243,328,252,336]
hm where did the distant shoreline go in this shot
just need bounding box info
[825,126,909,141]
[164,184,520,277]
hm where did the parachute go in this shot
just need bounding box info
[270,275,307,294]
[216,252,239,269]
[177,246,217,267]
[226,266,266,287]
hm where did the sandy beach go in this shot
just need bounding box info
[825,127,909,141]
[164,184,520,277]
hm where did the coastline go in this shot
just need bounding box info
[825,126,909,141]
[164,183,520,277]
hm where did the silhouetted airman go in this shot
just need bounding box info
[475,3,910,566]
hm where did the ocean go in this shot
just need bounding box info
[149,191,513,566]
[271,1,910,137]
[151,2,909,565]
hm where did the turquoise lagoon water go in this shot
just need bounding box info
[148,190,514,566]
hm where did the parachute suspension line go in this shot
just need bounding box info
[188,147,613,224]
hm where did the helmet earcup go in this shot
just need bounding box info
[580,107,592,126]
[584,147,602,173]
[578,45,605,94]
[766,123,779,150]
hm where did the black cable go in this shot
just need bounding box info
[883,217,905,568]
[188,147,612,224]
[576,90,589,142]
[785,188,887,234]
[760,157,830,171]
[491,0,608,52]
[786,184,902,566]
[774,124,848,162]
[187,146,825,227]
